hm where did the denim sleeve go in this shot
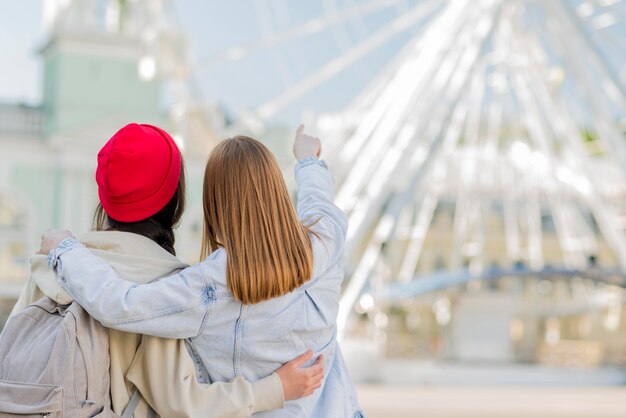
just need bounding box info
[49,239,212,339]
[295,157,348,270]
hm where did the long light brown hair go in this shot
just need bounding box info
[200,136,314,304]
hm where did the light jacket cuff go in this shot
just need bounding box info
[47,237,85,279]
[295,156,328,170]
[250,372,285,413]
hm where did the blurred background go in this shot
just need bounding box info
[1,0,626,416]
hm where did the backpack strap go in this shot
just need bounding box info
[122,389,156,418]
[69,305,99,402]
[121,390,141,418]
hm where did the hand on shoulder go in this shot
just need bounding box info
[38,228,75,255]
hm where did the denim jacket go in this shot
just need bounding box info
[50,158,363,418]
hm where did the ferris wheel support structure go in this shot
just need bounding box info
[337,0,502,336]
[334,0,626,335]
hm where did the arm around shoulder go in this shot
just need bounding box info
[50,239,210,339]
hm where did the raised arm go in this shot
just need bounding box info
[40,234,210,339]
[293,126,348,266]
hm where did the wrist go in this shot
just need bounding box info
[251,373,285,413]
[295,153,318,161]
[295,157,327,170]
[47,237,84,270]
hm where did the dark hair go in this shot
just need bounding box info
[93,158,186,255]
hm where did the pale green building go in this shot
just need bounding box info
[0,0,216,305]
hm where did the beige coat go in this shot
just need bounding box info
[11,231,284,418]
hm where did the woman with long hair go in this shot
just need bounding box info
[41,125,363,417]
[12,123,323,417]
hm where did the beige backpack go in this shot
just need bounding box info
[0,297,126,417]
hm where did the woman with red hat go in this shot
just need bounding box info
[9,123,323,417]
[40,125,362,417]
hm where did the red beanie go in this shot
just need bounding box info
[96,123,181,222]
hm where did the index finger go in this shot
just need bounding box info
[296,124,305,136]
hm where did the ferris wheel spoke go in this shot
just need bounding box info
[505,61,558,269]
[339,35,473,256]
[593,0,626,22]
[313,2,452,162]
[400,68,482,280]
[324,10,447,138]
[530,91,625,270]
[342,0,499,254]
[516,49,597,269]
[339,69,469,334]
[195,0,415,69]
[494,6,572,269]
[513,20,626,269]
[574,1,626,72]
[394,66,477,282]
[253,0,296,88]
[395,185,441,282]
[353,13,495,206]
[551,198,586,268]
[449,58,489,271]
[554,0,626,109]
[338,0,502,334]
[488,25,522,261]
[271,0,311,82]
[323,0,384,83]
[541,3,626,178]
[256,0,443,119]
[334,0,482,204]
[539,11,624,152]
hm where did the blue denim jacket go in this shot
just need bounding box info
[50,158,363,418]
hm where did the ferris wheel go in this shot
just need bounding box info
[184,0,626,334]
[168,0,626,335]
